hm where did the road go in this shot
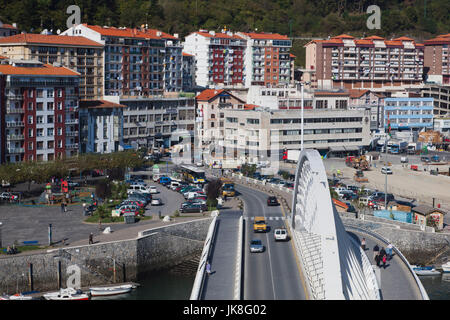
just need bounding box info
[237,184,307,300]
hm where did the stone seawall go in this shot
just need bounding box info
[0,218,212,295]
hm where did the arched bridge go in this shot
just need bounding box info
[192,149,429,300]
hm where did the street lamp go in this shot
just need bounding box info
[0,222,2,248]
[300,81,311,151]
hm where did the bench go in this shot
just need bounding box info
[22,240,39,246]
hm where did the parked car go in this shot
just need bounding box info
[274,228,288,241]
[120,200,145,208]
[151,198,162,206]
[180,203,207,213]
[267,196,279,206]
[186,191,205,200]
[341,191,357,201]
[159,176,171,186]
[119,204,140,215]
[67,180,79,188]
[381,167,393,175]
[345,202,357,213]
[148,186,158,194]
[421,156,430,163]
[0,192,18,201]
[127,184,152,194]
[128,192,152,203]
[250,239,264,253]
[121,208,140,216]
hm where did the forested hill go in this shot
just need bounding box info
[1,0,448,66]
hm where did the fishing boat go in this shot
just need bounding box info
[89,284,134,297]
[43,288,90,300]
[441,261,450,273]
[9,293,33,300]
[411,265,441,276]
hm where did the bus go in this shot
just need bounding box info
[220,178,235,197]
[180,165,206,184]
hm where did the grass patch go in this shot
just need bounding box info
[0,245,45,255]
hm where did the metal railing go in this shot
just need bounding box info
[234,216,243,300]
[190,215,218,300]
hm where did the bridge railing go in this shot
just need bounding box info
[190,215,218,300]
[344,224,430,300]
[234,216,243,300]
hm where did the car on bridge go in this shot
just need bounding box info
[249,239,264,253]
[274,228,288,241]
[253,216,267,232]
[381,167,393,175]
[267,196,279,206]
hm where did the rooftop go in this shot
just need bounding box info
[0,33,103,47]
[0,62,79,76]
[79,100,126,109]
[412,205,446,216]
[82,24,177,40]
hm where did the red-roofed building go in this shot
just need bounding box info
[184,30,247,87]
[0,21,19,38]
[195,88,245,151]
[424,33,450,85]
[79,100,126,153]
[305,34,424,91]
[237,31,292,87]
[0,33,103,100]
[0,60,80,163]
[61,24,183,96]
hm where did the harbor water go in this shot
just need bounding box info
[419,273,450,300]
[93,269,195,300]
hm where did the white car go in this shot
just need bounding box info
[151,198,162,206]
[274,228,288,241]
[149,186,158,194]
[381,167,393,175]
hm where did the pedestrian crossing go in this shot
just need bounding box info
[244,216,287,221]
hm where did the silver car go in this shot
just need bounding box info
[250,239,264,253]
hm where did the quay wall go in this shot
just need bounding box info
[0,218,212,294]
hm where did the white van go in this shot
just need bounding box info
[127,184,152,194]
[359,197,370,206]
[170,181,181,190]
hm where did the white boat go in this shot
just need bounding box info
[442,261,450,273]
[89,284,133,297]
[9,293,33,300]
[411,265,441,276]
[43,288,90,300]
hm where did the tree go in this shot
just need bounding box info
[95,179,112,200]
[205,179,222,207]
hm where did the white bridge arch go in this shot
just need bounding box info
[287,149,380,300]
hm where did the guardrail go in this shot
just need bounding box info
[190,215,218,300]
[344,224,430,300]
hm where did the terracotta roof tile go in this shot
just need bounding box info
[349,89,370,98]
[83,24,176,40]
[196,89,225,101]
[363,35,385,40]
[244,104,259,110]
[332,198,348,210]
[0,24,17,30]
[331,34,355,39]
[240,32,289,40]
[0,33,103,47]
[79,100,126,109]
[0,63,79,76]
[314,91,350,97]
[393,36,414,41]
[194,31,244,40]
[182,52,194,57]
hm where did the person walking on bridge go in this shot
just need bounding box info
[387,243,393,261]
[373,244,380,262]
[361,238,366,251]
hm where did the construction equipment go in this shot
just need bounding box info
[346,155,370,171]
[354,170,368,183]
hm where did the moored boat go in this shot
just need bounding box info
[9,293,33,300]
[43,288,90,300]
[89,284,133,297]
[411,265,441,276]
[441,261,450,273]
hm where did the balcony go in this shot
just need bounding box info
[6,121,25,128]
[6,107,25,114]
[7,134,24,140]
[6,94,23,100]
[8,147,25,154]
[66,131,79,137]
[66,143,79,149]
[65,119,79,125]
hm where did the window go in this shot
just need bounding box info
[37,128,43,137]
[58,128,62,136]
[28,128,34,138]
[47,128,54,136]
[28,102,34,111]
[47,115,54,124]
[57,102,62,110]
[246,118,260,125]
[28,115,33,124]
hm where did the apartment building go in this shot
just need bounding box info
[236,32,292,88]
[424,33,450,85]
[182,52,195,92]
[79,100,125,153]
[184,30,246,88]
[195,89,246,154]
[0,21,18,38]
[0,59,80,163]
[304,34,424,91]
[420,85,450,116]
[348,89,385,131]
[219,107,371,167]
[384,97,434,132]
[0,33,104,100]
[61,24,183,97]
[109,96,196,150]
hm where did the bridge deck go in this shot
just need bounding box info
[201,210,241,300]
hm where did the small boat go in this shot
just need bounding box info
[441,261,450,273]
[9,293,33,300]
[411,265,441,276]
[89,284,134,297]
[43,288,90,300]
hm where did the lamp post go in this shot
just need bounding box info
[300,81,311,152]
[0,222,2,248]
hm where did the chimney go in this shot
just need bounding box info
[174,33,179,38]
[157,31,162,37]
[209,30,215,36]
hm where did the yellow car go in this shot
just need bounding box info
[253,216,267,232]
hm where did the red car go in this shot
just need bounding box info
[120,208,140,216]
[121,200,145,208]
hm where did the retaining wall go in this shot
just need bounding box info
[0,218,212,294]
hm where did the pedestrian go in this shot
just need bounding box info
[375,253,381,267]
[60,201,65,213]
[387,243,393,260]
[361,238,366,251]
[373,244,380,261]
[89,233,93,245]
[382,254,387,268]
[379,247,386,260]
[206,261,211,275]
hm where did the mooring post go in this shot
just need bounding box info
[28,263,34,292]
[57,260,62,289]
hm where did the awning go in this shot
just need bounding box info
[121,145,134,150]
[329,146,359,152]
